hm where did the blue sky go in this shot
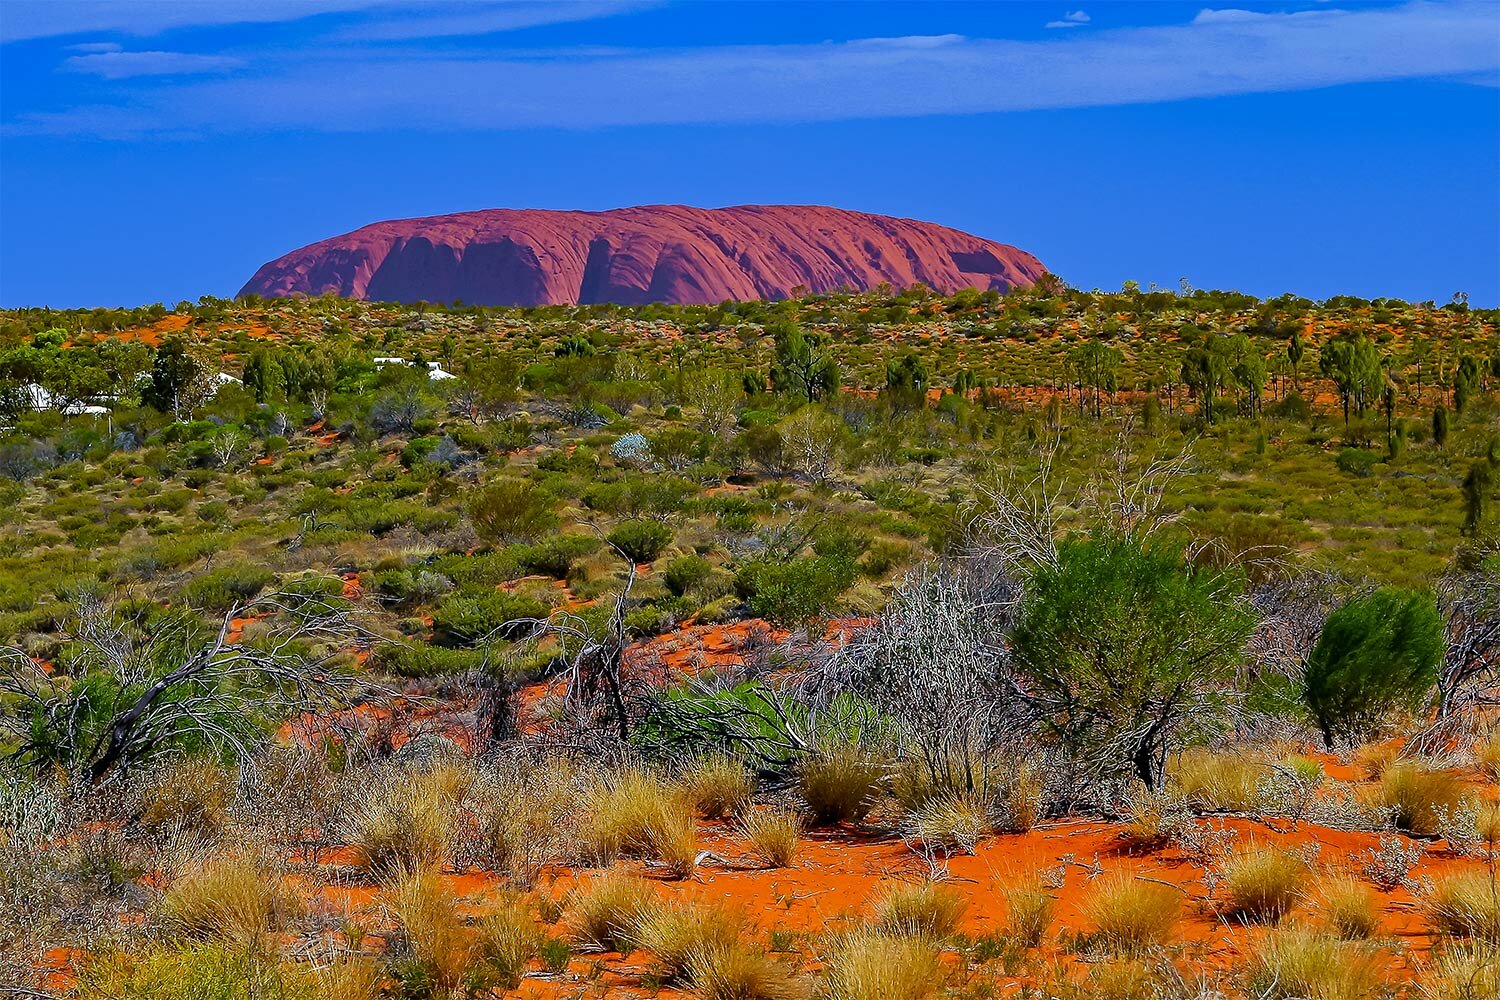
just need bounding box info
[2,0,1497,308]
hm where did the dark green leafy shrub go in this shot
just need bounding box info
[1335,448,1380,477]
[431,590,547,647]
[1008,535,1254,789]
[607,519,673,563]
[178,563,276,610]
[662,555,712,596]
[735,555,857,626]
[373,642,489,677]
[519,534,602,578]
[1302,588,1443,747]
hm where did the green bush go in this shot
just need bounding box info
[179,563,275,610]
[431,590,547,647]
[735,555,857,626]
[1302,588,1443,747]
[662,555,712,596]
[606,519,674,563]
[467,478,558,545]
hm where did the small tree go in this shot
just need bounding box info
[1462,459,1494,536]
[1433,405,1450,448]
[1301,588,1443,748]
[769,324,839,404]
[1008,535,1254,790]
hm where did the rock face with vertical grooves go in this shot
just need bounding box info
[238,204,1048,306]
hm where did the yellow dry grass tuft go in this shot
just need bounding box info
[564,870,656,953]
[347,763,472,875]
[160,853,297,942]
[1367,762,1470,837]
[682,754,755,819]
[1170,748,1267,812]
[1220,844,1309,923]
[1001,875,1054,948]
[633,897,745,979]
[1245,928,1384,1000]
[1418,944,1500,1000]
[737,808,802,868]
[872,882,967,938]
[1313,874,1381,939]
[1081,875,1181,952]
[1425,871,1500,941]
[816,928,944,1000]
[582,768,699,875]
[799,744,886,826]
[688,943,811,1000]
[385,866,475,995]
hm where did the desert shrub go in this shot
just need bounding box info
[1302,587,1443,747]
[565,870,654,952]
[1220,844,1308,923]
[1169,748,1267,812]
[372,642,487,677]
[1314,875,1380,939]
[633,897,744,979]
[687,943,810,1000]
[347,764,472,875]
[1002,875,1054,947]
[1368,762,1468,837]
[467,478,557,545]
[872,882,967,938]
[179,563,275,610]
[606,518,674,563]
[474,896,542,990]
[1425,871,1500,941]
[817,928,943,1000]
[1008,535,1254,789]
[1244,929,1384,1000]
[430,590,547,647]
[161,853,296,942]
[386,866,475,995]
[663,554,713,596]
[681,754,754,819]
[136,756,235,835]
[1080,875,1180,952]
[799,742,886,825]
[518,533,601,577]
[1335,448,1380,477]
[736,555,858,626]
[737,808,801,868]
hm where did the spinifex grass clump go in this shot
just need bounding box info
[565,870,655,953]
[581,768,699,876]
[1001,874,1055,948]
[160,853,299,942]
[871,882,967,938]
[737,808,802,868]
[799,743,886,826]
[1244,929,1384,1000]
[1313,875,1381,939]
[1080,875,1181,953]
[1220,844,1309,923]
[816,928,943,1000]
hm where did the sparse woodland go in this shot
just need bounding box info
[0,282,1497,999]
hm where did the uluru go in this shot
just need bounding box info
[238,204,1048,307]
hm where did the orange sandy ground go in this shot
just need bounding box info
[292,814,1483,998]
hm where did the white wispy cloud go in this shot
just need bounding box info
[0,0,649,43]
[9,1,1498,137]
[1046,10,1092,29]
[63,50,246,79]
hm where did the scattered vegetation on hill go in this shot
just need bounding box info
[0,281,1497,997]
